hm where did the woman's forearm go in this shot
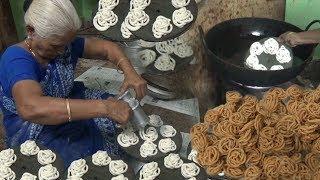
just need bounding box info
[19,96,108,125]
[297,29,320,44]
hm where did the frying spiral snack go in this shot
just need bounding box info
[262,156,280,178]
[197,146,220,166]
[190,85,320,178]
[190,123,208,137]
[226,91,243,104]
[217,137,239,155]
[244,165,262,180]
[226,148,246,168]
[205,160,224,176]
[224,166,244,179]
[246,148,263,166]
[286,84,303,99]
[191,132,209,152]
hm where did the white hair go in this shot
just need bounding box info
[24,0,82,38]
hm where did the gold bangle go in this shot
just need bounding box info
[66,99,72,122]
[116,57,128,69]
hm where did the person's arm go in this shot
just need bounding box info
[279,29,320,47]
[12,80,132,125]
[82,37,147,99]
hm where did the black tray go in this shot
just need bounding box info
[118,125,182,163]
[136,157,208,180]
[11,145,65,179]
[93,0,138,42]
[62,155,135,179]
[132,0,198,42]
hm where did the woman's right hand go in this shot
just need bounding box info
[103,97,133,125]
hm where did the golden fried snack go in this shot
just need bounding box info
[296,108,311,124]
[314,170,320,180]
[307,118,320,124]
[312,137,320,154]
[276,102,287,115]
[218,137,239,155]
[254,114,265,133]
[278,156,298,176]
[268,87,287,100]
[301,133,320,142]
[213,121,238,138]
[307,102,320,119]
[298,124,318,135]
[305,152,320,172]
[264,113,280,127]
[304,89,320,103]
[273,134,285,152]
[259,126,277,140]
[276,115,300,138]
[243,95,258,106]
[204,108,221,126]
[244,165,262,180]
[191,132,209,152]
[226,91,243,104]
[246,148,263,166]
[286,84,303,100]
[261,92,279,113]
[287,99,300,115]
[239,120,255,134]
[263,156,280,178]
[256,101,269,116]
[292,163,313,180]
[229,112,247,126]
[197,146,220,166]
[243,135,258,152]
[280,138,295,153]
[238,129,252,147]
[226,148,246,168]
[291,153,302,164]
[221,106,233,119]
[190,123,208,137]
[224,166,244,179]
[205,159,224,176]
[258,136,274,153]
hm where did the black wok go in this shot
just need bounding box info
[200,17,319,87]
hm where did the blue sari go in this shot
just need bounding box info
[0,37,122,167]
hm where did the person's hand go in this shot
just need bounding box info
[278,32,303,47]
[120,70,147,100]
[103,97,133,125]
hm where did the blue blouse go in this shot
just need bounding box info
[0,37,121,167]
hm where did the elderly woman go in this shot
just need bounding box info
[0,0,147,166]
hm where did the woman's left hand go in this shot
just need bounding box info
[120,70,147,100]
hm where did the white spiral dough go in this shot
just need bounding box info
[38,164,59,180]
[148,114,163,127]
[0,166,15,180]
[164,153,183,169]
[181,163,200,178]
[160,125,177,138]
[188,149,198,164]
[67,159,88,178]
[20,140,40,156]
[139,127,158,142]
[154,54,176,71]
[276,45,292,63]
[0,149,17,167]
[121,22,132,39]
[249,42,264,56]
[117,131,139,147]
[155,42,174,54]
[172,7,193,28]
[152,16,173,38]
[245,54,259,69]
[37,150,56,165]
[140,141,158,157]
[270,65,284,71]
[20,172,37,180]
[158,138,177,153]
[137,49,157,67]
[93,10,118,31]
[66,177,83,180]
[130,0,151,10]
[109,160,128,176]
[139,162,161,180]
[172,0,190,8]
[137,40,156,48]
[188,177,197,180]
[98,0,119,10]
[111,174,128,180]
[254,64,268,71]
[173,43,193,58]
[92,150,111,166]
[124,10,150,31]
[263,38,279,55]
